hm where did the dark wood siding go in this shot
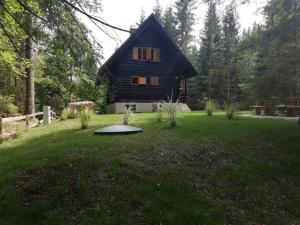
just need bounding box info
[109,25,182,102]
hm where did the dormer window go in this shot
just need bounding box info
[132,47,160,62]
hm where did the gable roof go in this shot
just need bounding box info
[99,14,198,80]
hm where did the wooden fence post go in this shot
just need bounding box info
[43,106,51,125]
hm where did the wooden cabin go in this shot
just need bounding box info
[97,14,198,113]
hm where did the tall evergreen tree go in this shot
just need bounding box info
[153,0,163,22]
[162,5,178,43]
[174,0,196,55]
[222,2,240,103]
[258,0,300,98]
[137,8,146,26]
[199,1,223,102]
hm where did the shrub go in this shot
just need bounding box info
[121,105,134,125]
[60,107,78,120]
[162,97,179,128]
[79,108,91,129]
[155,102,163,123]
[205,99,215,116]
[225,103,238,120]
[0,96,19,118]
[61,108,70,120]
[68,108,78,119]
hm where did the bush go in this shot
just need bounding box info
[205,99,215,116]
[225,103,238,120]
[0,96,19,118]
[60,107,77,120]
[121,105,134,125]
[61,108,70,120]
[79,108,91,129]
[162,97,179,128]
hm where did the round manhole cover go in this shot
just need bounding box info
[94,125,143,135]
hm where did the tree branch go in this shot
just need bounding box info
[0,1,38,44]
[0,20,22,56]
[15,0,46,22]
[60,0,130,33]
[74,0,120,44]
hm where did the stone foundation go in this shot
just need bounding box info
[106,102,191,114]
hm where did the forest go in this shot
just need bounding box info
[0,0,300,116]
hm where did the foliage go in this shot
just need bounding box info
[0,0,104,116]
[225,103,238,120]
[152,0,163,21]
[137,8,146,25]
[205,98,215,116]
[0,96,19,117]
[162,5,178,43]
[174,0,197,54]
[162,97,179,128]
[61,108,70,121]
[121,105,134,125]
[199,1,223,104]
[79,108,92,129]
[222,2,240,103]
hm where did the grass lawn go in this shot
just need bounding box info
[0,112,299,225]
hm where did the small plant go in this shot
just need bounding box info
[205,99,215,116]
[155,102,163,123]
[60,107,78,120]
[225,103,238,120]
[79,108,91,129]
[68,108,78,119]
[162,97,179,128]
[61,108,69,120]
[121,105,134,125]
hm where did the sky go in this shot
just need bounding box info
[79,0,267,63]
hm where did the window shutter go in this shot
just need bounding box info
[132,48,138,60]
[151,77,159,86]
[146,48,151,61]
[139,77,147,85]
[154,48,160,62]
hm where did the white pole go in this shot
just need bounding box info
[43,106,51,125]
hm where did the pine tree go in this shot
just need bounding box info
[174,0,196,55]
[137,8,146,26]
[199,1,223,102]
[222,2,240,103]
[162,5,178,43]
[153,0,163,22]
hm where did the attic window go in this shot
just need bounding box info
[132,47,160,62]
[131,76,146,85]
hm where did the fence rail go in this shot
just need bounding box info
[0,107,55,136]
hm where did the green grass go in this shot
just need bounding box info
[0,112,299,225]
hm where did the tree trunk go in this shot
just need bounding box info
[25,13,35,114]
[208,33,215,99]
[227,57,230,103]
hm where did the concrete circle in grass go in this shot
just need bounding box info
[94,125,143,135]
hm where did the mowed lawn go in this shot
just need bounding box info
[0,112,299,225]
